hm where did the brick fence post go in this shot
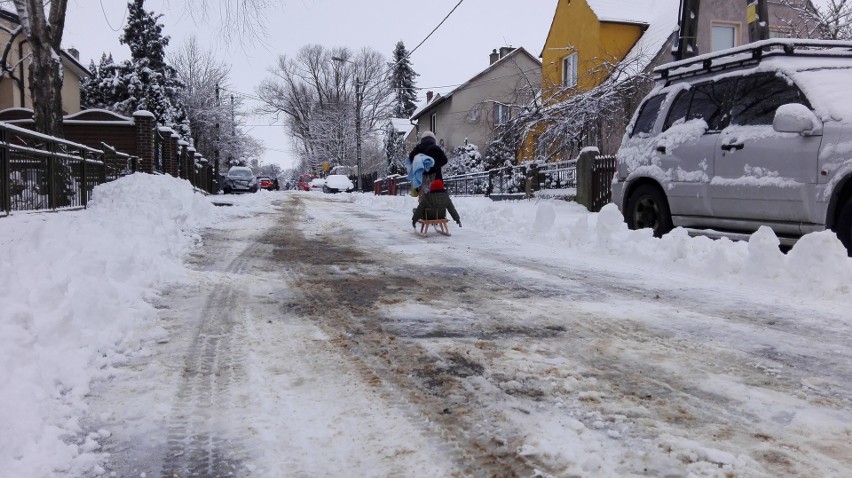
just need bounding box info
[133,110,155,174]
[187,147,197,186]
[158,127,176,176]
[177,140,189,179]
[168,133,180,177]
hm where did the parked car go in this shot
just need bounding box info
[611,39,852,255]
[222,166,258,194]
[257,176,275,191]
[297,174,314,191]
[322,174,355,193]
[308,178,326,192]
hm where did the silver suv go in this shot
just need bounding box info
[611,40,852,255]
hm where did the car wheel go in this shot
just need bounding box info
[626,184,673,238]
[834,198,852,256]
[223,188,231,195]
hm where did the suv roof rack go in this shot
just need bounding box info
[655,39,852,84]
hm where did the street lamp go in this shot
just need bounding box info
[331,56,363,191]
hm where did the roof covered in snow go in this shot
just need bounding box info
[606,0,680,81]
[586,0,661,25]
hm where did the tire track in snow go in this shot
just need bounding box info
[158,240,260,477]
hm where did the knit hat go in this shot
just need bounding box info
[430,179,444,190]
[420,131,436,140]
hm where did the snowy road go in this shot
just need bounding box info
[91,192,852,477]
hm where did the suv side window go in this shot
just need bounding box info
[631,94,666,137]
[687,78,736,131]
[664,90,691,130]
[730,73,810,126]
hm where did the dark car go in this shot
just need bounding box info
[222,166,258,194]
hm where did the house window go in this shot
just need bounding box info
[493,104,511,125]
[468,106,480,123]
[430,113,437,135]
[769,29,788,39]
[711,24,738,51]
[562,52,578,88]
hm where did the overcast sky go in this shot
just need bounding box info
[63,0,556,171]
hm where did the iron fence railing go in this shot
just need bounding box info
[0,123,151,216]
[1,123,105,215]
[376,159,580,199]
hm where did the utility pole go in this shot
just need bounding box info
[355,77,363,192]
[675,0,701,61]
[215,84,220,191]
[747,0,770,42]
[229,94,235,166]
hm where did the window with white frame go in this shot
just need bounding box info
[430,113,437,135]
[712,23,738,51]
[562,52,578,88]
[493,104,511,125]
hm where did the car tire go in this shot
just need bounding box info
[834,198,852,256]
[625,183,673,238]
[223,188,231,195]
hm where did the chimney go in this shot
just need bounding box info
[426,91,434,103]
[67,47,79,60]
[489,49,499,65]
[499,46,515,59]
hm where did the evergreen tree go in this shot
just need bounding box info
[82,0,191,139]
[446,140,483,176]
[121,0,169,70]
[389,41,418,118]
[81,54,117,109]
[383,120,406,175]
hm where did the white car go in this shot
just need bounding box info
[322,174,355,193]
[611,39,852,255]
[308,178,326,192]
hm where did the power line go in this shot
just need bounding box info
[406,0,466,60]
[100,0,128,32]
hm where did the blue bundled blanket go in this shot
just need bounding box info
[404,153,435,188]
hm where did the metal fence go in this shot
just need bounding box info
[1,123,139,216]
[373,154,618,211]
[376,159,580,199]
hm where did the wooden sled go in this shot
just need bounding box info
[418,219,451,237]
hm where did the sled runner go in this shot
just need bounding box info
[417,218,451,237]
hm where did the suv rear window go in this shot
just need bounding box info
[631,94,666,137]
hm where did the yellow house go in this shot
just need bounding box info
[0,9,91,115]
[526,0,679,158]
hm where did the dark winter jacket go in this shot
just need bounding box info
[412,186,460,225]
[408,136,448,179]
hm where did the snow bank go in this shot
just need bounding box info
[355,195,852,300]
[0,174,215,476]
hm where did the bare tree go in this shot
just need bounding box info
[777,0,851,39]
[7,0,67,137]
[181,0,279,42]
[170,36,232,165]
[0,0,280,138]
[0,14,25,92]
[256,44,393,173]
[488,52,658,165]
